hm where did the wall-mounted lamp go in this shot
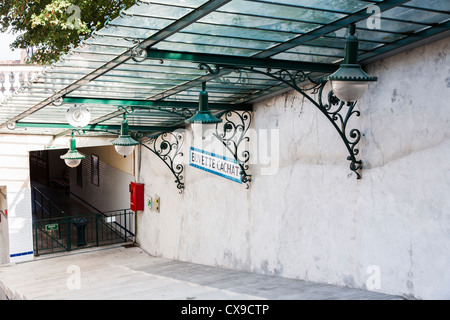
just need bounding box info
[194,24,375,178]
[326,24,377,102]
[60,130,86,168]
[111,111,139,157]
[187,82,222,124]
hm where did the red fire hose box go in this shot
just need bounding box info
[130,182,144,212]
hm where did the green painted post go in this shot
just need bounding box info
[96,214,99,247]
[34,223,39,256]
[124,210,127,242]
[67,217,71,251]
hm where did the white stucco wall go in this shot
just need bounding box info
[136,37,449,299]
[0,186,8,265]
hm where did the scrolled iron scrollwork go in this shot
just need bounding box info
[139,131,185,193]
[270,69,308,87]
[133,106,193,119]
[216,69,252,87]
[314,86,362,178]
[6,121,16,130]
[198,63,221,75]
[130,45,147,63]
[213,110,252,188]
[175,107,194,119]
[51,95,64,106]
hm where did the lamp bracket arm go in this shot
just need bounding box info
[71,128,85,137]
[133,106,194,119]
[317,85,362,178]
[201,63,362,179]
[118,105,135,115]
[135,131,185,193]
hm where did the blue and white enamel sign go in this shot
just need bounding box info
[189,147,242,183]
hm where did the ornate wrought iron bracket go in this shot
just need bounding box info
[213,110,252,188]
[135,131,185,193]
[199,63,363,179]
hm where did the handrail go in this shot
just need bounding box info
[33,187,68,219]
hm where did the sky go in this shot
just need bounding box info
[0,31,22,61]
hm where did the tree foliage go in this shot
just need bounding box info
[0,0,135,64]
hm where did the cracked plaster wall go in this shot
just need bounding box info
[136,37,450,299]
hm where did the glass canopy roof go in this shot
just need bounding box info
[0,0,448,136]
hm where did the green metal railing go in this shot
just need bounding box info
[33,209,135,256]
[33,187,67,220]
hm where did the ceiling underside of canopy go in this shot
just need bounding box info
[0,0,448,136]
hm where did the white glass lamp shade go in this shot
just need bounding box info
[327,25,377,102]
[114,144,135,157]
[111,117,139,157]
[64,158,82,168]
[191,122,217,140]
[60,137,85,168]
[66,105,91,128]
[327,64,377,102]
[331,80,369,102]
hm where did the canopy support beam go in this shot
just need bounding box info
[62,97,252,111]
[145,49,339,74]
[15,122,177,133]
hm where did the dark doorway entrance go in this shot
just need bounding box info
[29,148,135,256]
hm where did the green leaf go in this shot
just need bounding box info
[1,0,135,64]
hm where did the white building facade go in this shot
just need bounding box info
[0,65,42,101]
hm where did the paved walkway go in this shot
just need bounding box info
[0,244,401,300]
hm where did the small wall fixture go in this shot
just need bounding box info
[326,24,377,102]
[60,130,86,168]
[66,104,91,128]
[111,111,139,157]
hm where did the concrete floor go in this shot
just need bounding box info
[0,244,401,300]
[7,184,402,300]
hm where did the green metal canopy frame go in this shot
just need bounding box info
[0,0,448,186]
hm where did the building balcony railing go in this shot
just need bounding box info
[0,65,43,100]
